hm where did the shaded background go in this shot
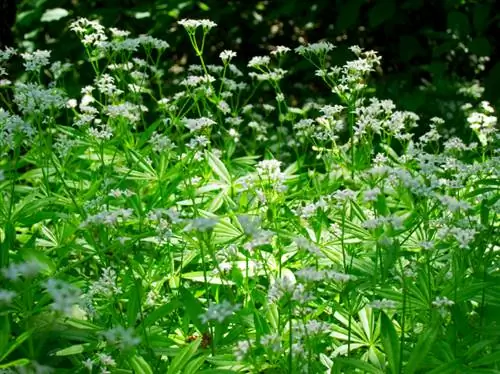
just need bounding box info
[2,0,500,137]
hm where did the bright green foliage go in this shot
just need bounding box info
[0,15,499,374]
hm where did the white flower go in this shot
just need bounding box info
[45,278,82,316]
[178,19,217,32]
[199,300,241,324]
[69,18,107,46]
[183,217,219,232]
[432,296,455,308]
[97,353,117,367]
[234,340,251,361]
[363,187,381,203]
[66,99,78,108]
[295,41,335,56]
[89,268,122,297]
[149,132,176,153]
[248,56,270,68]
[21,50,51,71]
[271,45,291,56]
[183,117,216,132]
[1,260,43,281]
[0,289,16,304]
[13,83,66,115]
[261,333,282,352]
[82,358,93,371]
[369,299,397,309]
[219,50,236,63]
[101,326,141,350]
[0,46,16,61]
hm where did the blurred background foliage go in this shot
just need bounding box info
[6,0,500,136]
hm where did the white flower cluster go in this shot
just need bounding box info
[436,194,472,213]
[247,56,270,69]
[234,340,251,361]
[432,296,455,308]
[295,267,352,283]
[82,353,117,373]
[88,268,122,298]
[45,279,82,316]
[21,50,51,71]
[80,208,134,228]
[295,41,335,57]
[70,18,108,46]
[243,227,274,253]
[293,236,322,257]
[105,102,147,125]
[199,300,241,324]
[260,333,281,353]
[13,82,66,115]
[270,45,291,56]
[369,298,398,309]
[220,50,237,64]
[101,326,141,350]
[437,226,476,249]
[267,276,314,304]
[1,260,43,281]
[183,217,219,232]
[0,289,17,304]
[294,319,331,336]
[467,102,497,146]
[183,117,216,132]
[0,109,37,152]
[178,19,217,32]
[149,132,176,153]
[255,159,288,192]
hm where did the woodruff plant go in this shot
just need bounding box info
[0,16,498,374]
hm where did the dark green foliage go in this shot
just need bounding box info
[0,0,17,48]
[10,0,500,135]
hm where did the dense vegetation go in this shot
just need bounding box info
[0,2,499,373]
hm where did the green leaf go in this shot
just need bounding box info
[375,193,389,217]
[184,354,207,374]
[141,300,179,328]
[368,0,395,27]
[134,12,151,19]
[55,344,87,356]
[334,357,383,373]
[470,350,500,367]
[40,8,69,22]
[405,319,439,374]
[0,359,30,369]
[129,354,153,374]
[181,271,234,285]
[447,11,470,36]
[0,316,10,359]
[127,278,143,326]
[0,330,33,362]
[179,287,207,331]
[380,312,400,374]
[167,339,201,374]
[480,200,490,226]
[206,151,231,185]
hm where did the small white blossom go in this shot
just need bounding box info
[248,56,270,68]
[178,19,217,32]
[199,300,241,324]
[21,50,51,71]
[45,279,82,316]
[0,289,16,304]
[219,50,236,63]
[101,326,141,350]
